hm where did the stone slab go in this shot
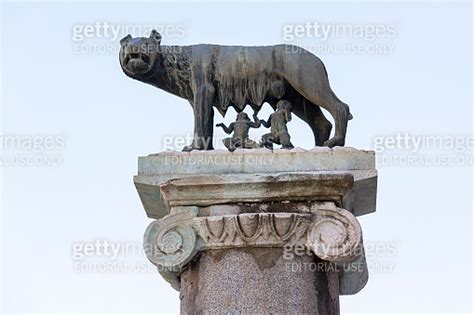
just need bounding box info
[160,172,353,207]
[134,148,377,219]
[138,147,375,175]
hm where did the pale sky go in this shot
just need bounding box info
[1,0,472,313]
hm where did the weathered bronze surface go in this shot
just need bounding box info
[216,111,261,152]
[260,100,294,149]
[120,30,352,151]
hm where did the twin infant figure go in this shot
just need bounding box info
[216,100,294,152]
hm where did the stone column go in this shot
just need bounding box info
[180,248,340,314]
[135,148,377,314]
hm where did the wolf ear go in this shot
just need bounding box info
[120,34,132,46]
[150,30,162,44]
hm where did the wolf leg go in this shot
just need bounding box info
[183,83,215,151]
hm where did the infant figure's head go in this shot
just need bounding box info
[276,100,292,111]
[237,112,250,121]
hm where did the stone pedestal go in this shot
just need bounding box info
[135,148,377,314]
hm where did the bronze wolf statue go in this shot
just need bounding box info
[119,30,352,151]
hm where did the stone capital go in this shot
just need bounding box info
[144,202,367,295]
